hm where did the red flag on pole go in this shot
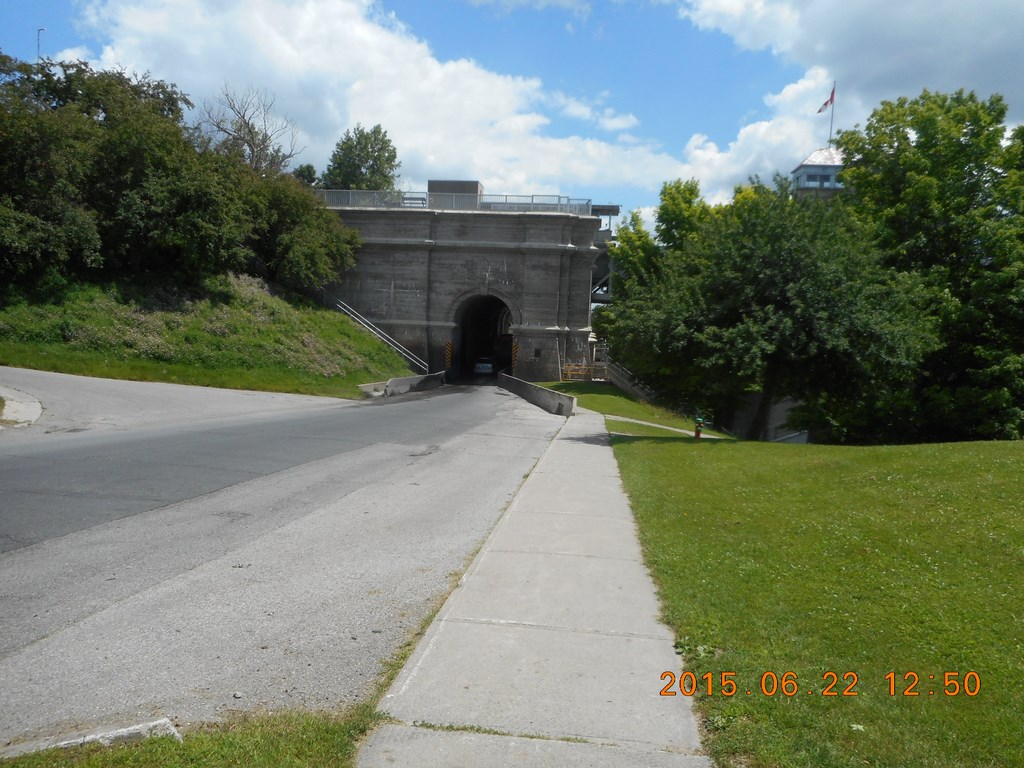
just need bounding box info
[817,85,835,113]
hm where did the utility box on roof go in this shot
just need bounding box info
[427,180,484,210]
[427,180,484,195]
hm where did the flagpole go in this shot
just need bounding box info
[828,81,836,145]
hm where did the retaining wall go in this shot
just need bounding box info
[498,374,575,416]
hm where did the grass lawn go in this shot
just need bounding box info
[0,275,411,398]
[4,707,382,768]
[564,386,1022,766]
[608,420,1022,767]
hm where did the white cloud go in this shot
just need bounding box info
[677,0,800,53]
[550,92,640,133]
[75,0,671,201]
[606,67,833,205]
[467,0,591,18]
[54,45,93,62]
[652,0,1024,203]
[70,0,1024,216]
[558,95,596,121]
[673,0,1024,122]
[597,108,639,132]
[635,205,659,234]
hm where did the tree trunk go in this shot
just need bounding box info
[745,385,775,441]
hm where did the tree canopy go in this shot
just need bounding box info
[595,177,933,441]
[835,89,1024,439]
[0,54,358,293]
[291,163,318,187]
[599,88,1023,443]
[321,123,401,190]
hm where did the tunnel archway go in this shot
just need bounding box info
[454,294,514,379]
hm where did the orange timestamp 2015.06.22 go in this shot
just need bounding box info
[660,670,981,698]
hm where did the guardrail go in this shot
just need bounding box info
[561,363,594,381]
[316,189,592,216]
[498,374,575,416]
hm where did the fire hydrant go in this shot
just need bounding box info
[694,417,704,439]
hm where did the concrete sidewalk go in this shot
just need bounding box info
[358,409,711,767]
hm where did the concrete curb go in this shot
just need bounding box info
[0,384,42,429]
[56,718,183,749]
[604,415,726,439]
[2,718,182,759]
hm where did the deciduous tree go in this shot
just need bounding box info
[291,163,318,186]
[0,55,359,293]
[200,86,299,175]
[836,89,1024,439]
[245,174,360,289]
[321,123,400,190]
[595,177,933,442]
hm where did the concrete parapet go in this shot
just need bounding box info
[498,374,574,416]
[383,371,446,397]
[358,381,387,397]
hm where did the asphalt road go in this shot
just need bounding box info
[0,369,563,751]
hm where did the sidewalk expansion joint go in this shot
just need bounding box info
[511,509,635,520]
[489,547,640,563]
[528,469,623,480]
[397,720,711,759]
[409,720,592,746]
[507,507,634,519]
[443,616,670,640]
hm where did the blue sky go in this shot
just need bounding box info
[381,1,798,149]
[3,0,1022,223]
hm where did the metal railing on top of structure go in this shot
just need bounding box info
[315,189,592,216]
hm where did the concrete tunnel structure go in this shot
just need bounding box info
[322,181,618,382]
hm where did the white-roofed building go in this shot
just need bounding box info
[792,146,844,196]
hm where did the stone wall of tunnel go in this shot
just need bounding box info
[326,208,601,381]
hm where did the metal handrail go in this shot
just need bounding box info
[315,189,592,215]
[330,296,428,374]
[606,359,658,402]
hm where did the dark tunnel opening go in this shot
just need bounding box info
[456,295,513,380]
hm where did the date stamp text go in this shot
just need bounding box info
[659,670,981,697]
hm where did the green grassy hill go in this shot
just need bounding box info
[618,436,1022,768]
[545,381,1023,767]
[0,274,411,398]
